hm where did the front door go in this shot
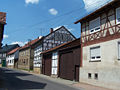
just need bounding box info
[75,65,79,81]
[2,60,6,67]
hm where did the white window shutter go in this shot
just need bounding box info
[89,17,100,30]
[90,48,96,58]
[90,46,100,61]
[116,7,120,23]
[94,47,100,57]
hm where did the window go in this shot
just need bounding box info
[94,73,98,80]
[3,53,6,57]
[90,46,101,61]
[89,17,100,33]
[118,42,120,60]
[116,7,120,24]
[88,73,92,79]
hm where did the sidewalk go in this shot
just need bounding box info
[20,69,113,90]
[73,83,113,90]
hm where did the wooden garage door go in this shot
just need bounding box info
[44,55,52,76]
[59,51,74,80]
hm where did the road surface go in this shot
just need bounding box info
[0,68,81,90]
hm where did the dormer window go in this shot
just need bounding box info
[116,7,120,24]
[89,17,100,34]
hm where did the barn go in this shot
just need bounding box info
[41,38,81,81]
[58,38,80,81]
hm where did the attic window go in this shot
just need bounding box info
[116,7,120,24]
[89,17,100,34]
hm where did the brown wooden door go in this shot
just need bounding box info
[75,65,79,81]
[59,51,74,80]
[44,54,52,76]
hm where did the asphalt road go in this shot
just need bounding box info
[0,68,81,90]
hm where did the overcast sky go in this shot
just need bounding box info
[1,0,112,46]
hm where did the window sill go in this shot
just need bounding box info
[89,60,101,62]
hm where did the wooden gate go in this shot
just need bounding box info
[43,54,52,76]
[59,51,74,80]
[2,60,6,67]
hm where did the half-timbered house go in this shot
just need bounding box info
[75,0,120,89]
[33,26,76,74]
[6,47,20,68]
[41,38,80,81]
[0,44,19,67]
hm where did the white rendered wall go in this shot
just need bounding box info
[6,54,15,66]
[80,38,120,90]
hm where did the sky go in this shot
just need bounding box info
[0,0,112,46]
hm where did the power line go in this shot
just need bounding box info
[8,0,112,36]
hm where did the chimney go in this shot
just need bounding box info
[50,28,53,33]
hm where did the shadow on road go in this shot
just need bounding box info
[0,68,47,90]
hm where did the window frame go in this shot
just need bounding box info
[90,46,101,62]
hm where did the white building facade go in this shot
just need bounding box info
[6,54,15,68]
[6,48,19,68]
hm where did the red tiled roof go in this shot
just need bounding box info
[7,47,20,55]
[20,38,40,50]
[0,12,6,24]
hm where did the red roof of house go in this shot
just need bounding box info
[0,12,6,24]
[20,38,40,50]
[7,47,20,55]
